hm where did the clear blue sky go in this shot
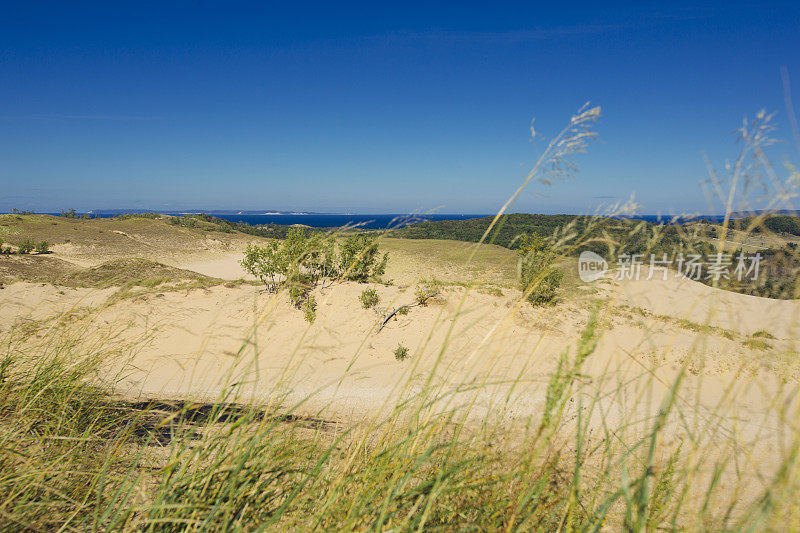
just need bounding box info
[1,1,799,215]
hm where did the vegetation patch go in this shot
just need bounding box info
[59,258,221,289]
[359,288,380,309]
[241,228,388,321]
[743,338,772,351]
[752,330,776,339]
[517,233,563,306]
[414,278,442,306]
[0,255,82,285]
[393,343,410,360]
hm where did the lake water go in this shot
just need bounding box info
[210,213,489,229]
[45,212,731,228]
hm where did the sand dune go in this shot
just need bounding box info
[2,238,798,499]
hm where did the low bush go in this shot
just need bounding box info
[241,229,389,318]
[17,240,35,254]
[359,288,380,309]
[36,241,51,254]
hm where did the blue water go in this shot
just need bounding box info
[210,213,490,229]
[68,213,491,229]
[43,212,731,227]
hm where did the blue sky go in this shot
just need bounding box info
[1,1,799,215]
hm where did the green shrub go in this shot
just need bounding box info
[17,240,35,254]
[288,282,311,308]
[517,234,563,306]
[359,288,380,309]
[338,234,387,281]
[414,279,442,306]
[393,343,410,361]
[241,242,283,291]
[241,230,388,319]
[35,241,51,254]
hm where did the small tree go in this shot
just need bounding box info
[517,233,563,306]
[17,240,35,254]
[36,241,51,254]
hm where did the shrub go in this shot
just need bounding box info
[303,295,317,324]
[517,233,563,306]
[288,282,311,308]
[241,230,388,319]
[36,241,51,254]
[241,242,283,292]
[17,240,35,254]
[359,288,380,309]
[338,234,388,281]
[414,279,442,306]
[393,343,410,361]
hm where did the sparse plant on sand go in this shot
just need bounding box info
[393,343,409,360]
[35,241,51,254]
[414,278,442,306]
[359,288,380,309]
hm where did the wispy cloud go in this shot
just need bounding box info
[366,10,708,47]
